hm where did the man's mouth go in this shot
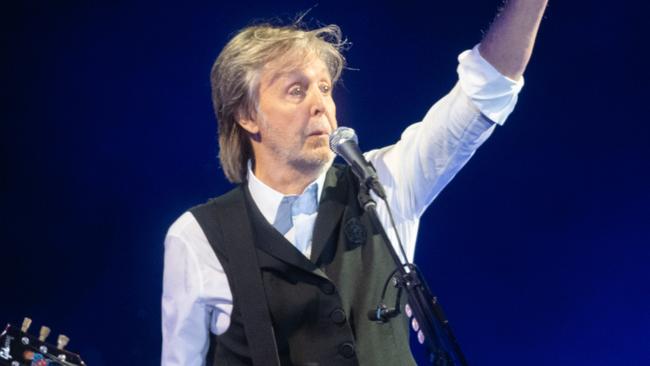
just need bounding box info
[308,130,329,137]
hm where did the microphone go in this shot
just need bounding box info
[329,127,386,199]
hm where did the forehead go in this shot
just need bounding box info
[260,51,332,86]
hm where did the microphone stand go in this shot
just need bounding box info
[357,184,468,366]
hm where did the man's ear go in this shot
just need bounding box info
[237,114,260,135]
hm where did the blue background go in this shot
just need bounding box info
[2,1,649,365]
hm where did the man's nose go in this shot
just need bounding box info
[309,88,325,116]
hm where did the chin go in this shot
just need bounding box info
[292,149,334,173]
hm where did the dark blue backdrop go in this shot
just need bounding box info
[3,1,649,365]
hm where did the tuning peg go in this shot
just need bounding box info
[21,317,32,333]
[57,334,70,350]
[38,326,51,342]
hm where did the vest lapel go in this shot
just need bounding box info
[310,166,350,264]
[242,185,326,277]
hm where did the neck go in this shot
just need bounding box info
[252,159,326,195]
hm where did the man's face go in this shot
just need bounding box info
[240,54,338,174]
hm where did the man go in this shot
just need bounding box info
[162,1,548,365]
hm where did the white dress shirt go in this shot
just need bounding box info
[161,45,523,366]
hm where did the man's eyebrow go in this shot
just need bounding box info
[266,70,300,87]
[265,67,331,87]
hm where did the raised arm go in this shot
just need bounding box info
[367,1,548,262]
[479,0,549,80]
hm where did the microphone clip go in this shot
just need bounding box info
[368,304,400,323]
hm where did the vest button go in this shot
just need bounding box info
[320,282,335,294]
[330,308,347,324]
[338,342,355,358]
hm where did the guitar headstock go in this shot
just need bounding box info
[0,317,85,366]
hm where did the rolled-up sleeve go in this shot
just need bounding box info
[457,44,524,125]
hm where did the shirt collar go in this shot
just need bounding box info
[246,160,329,224]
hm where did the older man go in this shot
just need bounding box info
[162,1,548,365]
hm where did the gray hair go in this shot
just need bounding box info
[210,23,348,183]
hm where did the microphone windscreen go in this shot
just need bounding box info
[329,127,358,155]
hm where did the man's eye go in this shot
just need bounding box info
[289,86,304,96]
[320,84,331,94]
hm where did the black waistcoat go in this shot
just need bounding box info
[191,165,416,366]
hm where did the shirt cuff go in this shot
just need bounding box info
[456,44,524,125]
